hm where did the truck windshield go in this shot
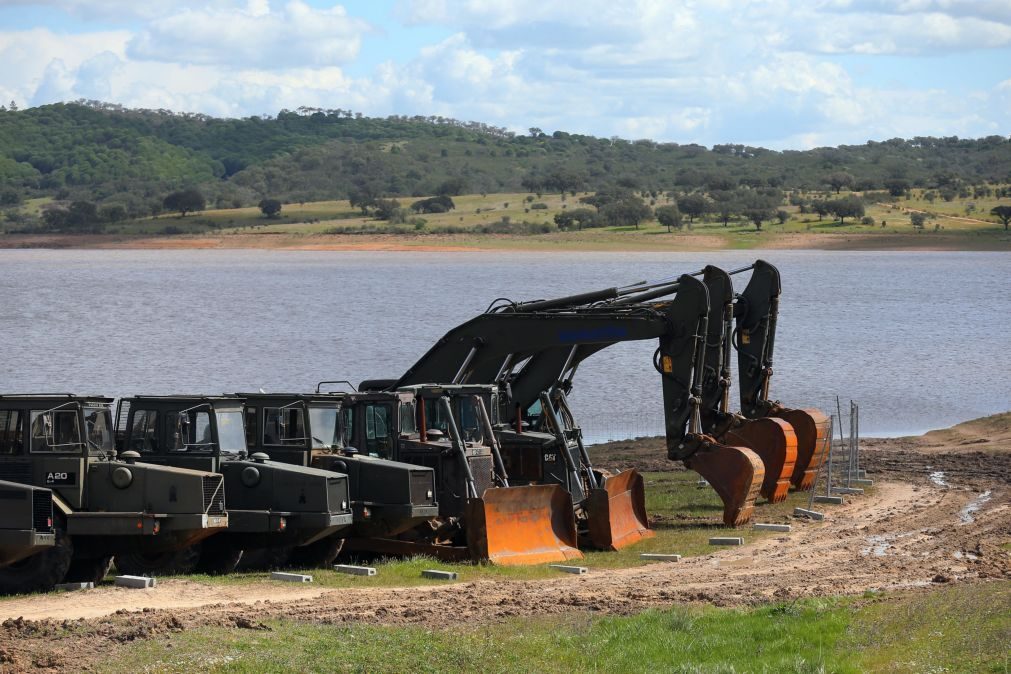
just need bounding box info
[457,397,484,444]
[83,407,114,455]
[308,407,340,449]
[215,410,246,455]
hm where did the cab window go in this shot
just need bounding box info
[245,408,257,448]
[129,410,159,453]
[398,402,417,437]
[263,407,306,446]
[0,410,23,455]
[30,410,82,453]
[341,407,355,447]
[364,404,391,457]
[170,410,213,452]
[83,408,114,454]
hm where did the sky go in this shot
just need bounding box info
[1,0,1009,149]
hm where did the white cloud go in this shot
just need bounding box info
[127,1,372,69]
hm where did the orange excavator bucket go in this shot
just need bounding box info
[465,485,583,566]
[720,418,798,503]
[584,469,655,550]
[685,441,766,526]
[773,408,830,491]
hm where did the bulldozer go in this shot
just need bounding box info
[335,384,582,566]
[0,395,228,594]
[732,260,831,490]
[114,395,353,574]
[371,274,765,527]
[237,390,439,567]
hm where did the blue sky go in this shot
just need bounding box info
[0,0,1009,149]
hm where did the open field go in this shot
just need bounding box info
[3,189,1010,251]
[0,413,1008,672]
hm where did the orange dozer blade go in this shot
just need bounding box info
[584,469,656,551]
[685,442,765,527]
[721,418,798,503]
[465,485,583,566]
[773,408,831,491]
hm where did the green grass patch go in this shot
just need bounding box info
[101,582,1011,673]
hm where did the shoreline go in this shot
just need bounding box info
[2,230,1009,253]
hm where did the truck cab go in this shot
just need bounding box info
[115,395,353,573]
[239,392,438,540]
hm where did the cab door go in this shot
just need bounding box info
[28,408,86,509]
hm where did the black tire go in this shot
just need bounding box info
[114,545,201,577]
[194,537,243,575]
[64,555,113,585]
[0,528,73,596]
[287,536,344,569]
[235,545,293,571]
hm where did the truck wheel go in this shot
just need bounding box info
[288,536,344,569]
[115,545,201,576]
[235,545,293,571]
[64,555,114,585]
[194,538,243,575]
[0,528,73,595]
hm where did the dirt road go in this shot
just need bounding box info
[1,415,1009,672]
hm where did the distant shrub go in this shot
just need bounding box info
[530,203,548,210]
[860,216,875,226]
[161,225,183,235]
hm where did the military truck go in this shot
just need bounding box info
[0,395,228,593]
[0,481,57,592]
[238,391,439,566]
[114,395,354,573]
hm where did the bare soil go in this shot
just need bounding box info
[1,414,1009,672]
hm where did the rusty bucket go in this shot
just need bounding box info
[465,485,583,566]
[774,408,831,491]
[721,418,798,503]
[584,469,655,551]
[686,441,766,527]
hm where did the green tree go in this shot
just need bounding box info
[910,212,927,229]
[163,189,206,217]
[554,208,598,231]
[678,193,711,224]
[655,204,683,232]
[884,178,910,197]
[775,209,789,224]
[827,196,865,223]
[990,205,1011,230]
[258,198,282,218]
[600,198,652,229]
[826,171,854,194]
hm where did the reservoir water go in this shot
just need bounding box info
[1,249,1007,443]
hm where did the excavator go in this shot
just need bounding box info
[371,273,766,527]
[731,260,831,490]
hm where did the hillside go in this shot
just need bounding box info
[1,101,1010,222]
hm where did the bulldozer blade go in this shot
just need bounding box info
[465,485,583,566]
[773,408,831,491]
[720,418,798,503]
[584,469,656,550]
[685,442,765,527]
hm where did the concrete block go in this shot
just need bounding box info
[55,582,94,592]
[709,537,744,546]
[793,508,825,520]
[549,564,588,575]
[696,479,710,488]
[334,564,377,577]
[114,575,156,589]
[814,495,844,505]
[753,523,792,533]
[835,487,864,495]
[271,572,312,583]
[853,479,873,486]
[421,569,459,581]
[640,553,681,562]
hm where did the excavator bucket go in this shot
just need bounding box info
[685,442,766,527]
[584,469,655,550]
[773,408,831,491]
[465,485,583,566]
[720,418,799,503]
